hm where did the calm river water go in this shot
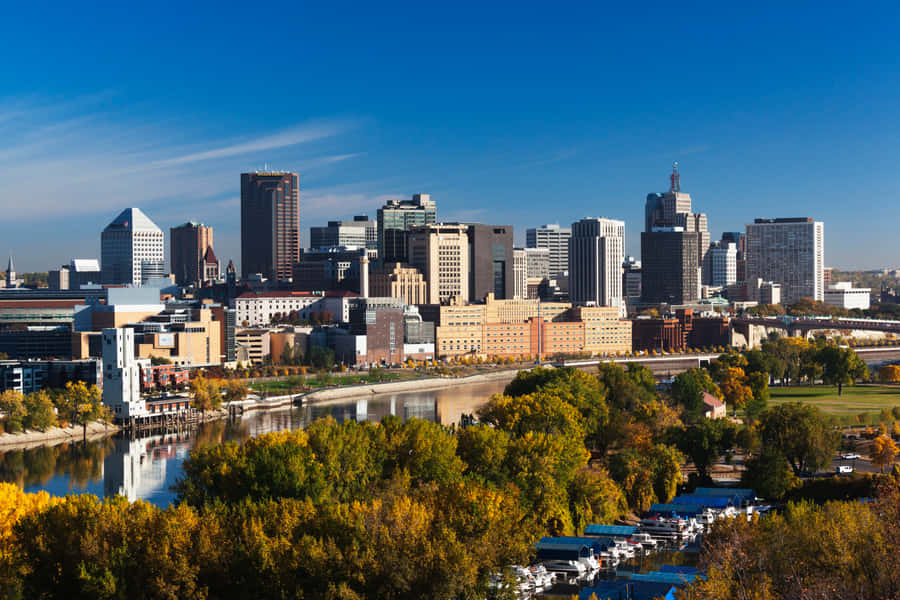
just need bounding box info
[0,380,508,507]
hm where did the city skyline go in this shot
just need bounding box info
[2,3,900,271]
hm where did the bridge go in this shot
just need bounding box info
[732,315,900,337]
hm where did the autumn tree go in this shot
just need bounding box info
[58,381,105,440]
[23,391,56,431]
[880,364,900,383]
[871,434,900,473]
[223,379,248,404]
[0,391,27,433]
[718,367,754,415]
[189,375,222,415]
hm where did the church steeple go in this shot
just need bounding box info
[6,253,14,288]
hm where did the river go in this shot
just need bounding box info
[0,380,508,507]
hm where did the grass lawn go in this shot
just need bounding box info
[769,384,900,419]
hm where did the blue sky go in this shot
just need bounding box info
[1,1,899,271]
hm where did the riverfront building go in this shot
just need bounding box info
[434,294,630,359]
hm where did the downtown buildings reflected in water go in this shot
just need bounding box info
[0,380,507,507]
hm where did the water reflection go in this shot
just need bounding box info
[1,380,507,507]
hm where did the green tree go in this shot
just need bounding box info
[669,419,739,483]
[816,345,869,395]
[757,403,839,476]
[671,368,720,420]
[477,391,586,439]
[745,372,770,424]
[222,380,248,404]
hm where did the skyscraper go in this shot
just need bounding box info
[512,249,527,300]
[377,194,436,264]
[310,215,376,251]
[464,223,513,302]
[101,208,165,286]
[526,224,571,279]
[170,222,214,286]
[708,242,738,287]
[408,224,469,304]
[745,218,824,303]
[568,218,625,313]
[240,171,300,281]
[640,229,700,305]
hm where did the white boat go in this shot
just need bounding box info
[528,564,556,588]
[542,559,588,576]
[628,533,657,551]
[639,517,690,538]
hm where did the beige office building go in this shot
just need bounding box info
[369,262,428,305]
[408,224,469,304]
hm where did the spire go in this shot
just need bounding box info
[6,253,13,275]
[669,162,680,192]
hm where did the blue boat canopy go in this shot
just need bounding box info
[670,495,733,508]
[584,524,637,537]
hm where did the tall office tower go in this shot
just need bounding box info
[623,256,642,300]
[721,231,746,281]
[568,217,625,313]
[745,218,824,303]
[708,242,737,287]
[641,164,710,298]
[524,247,550,279]
[640,229,700,305]
[170,222,214,286]
[408,224,469,304]
[240,171,300,281]
[310,215,376,251]
[464,224,513,301]
[526,224,571,278]
[377,194,436,264]
[512,249,527,300]
[101,208,165,286]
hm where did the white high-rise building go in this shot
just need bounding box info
[101,208,165,286]
[708,242,737,287]
[568,217,625,315]
[512,248,527,300]
[745,218,824,304]
[101,328,149,420]
[526,224,571,279]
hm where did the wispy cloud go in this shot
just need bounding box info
[0,95,360,221]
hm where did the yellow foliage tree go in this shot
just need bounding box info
[881,365,900,383]
[0,483,59,588]
[872,434,900,473]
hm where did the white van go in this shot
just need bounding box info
[837,465,854,474]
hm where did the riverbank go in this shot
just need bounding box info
[299,368,522,405]
[0,421,121,451]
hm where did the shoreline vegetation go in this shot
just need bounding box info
[0,369,524,449]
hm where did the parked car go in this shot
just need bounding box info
[841,454,862,460]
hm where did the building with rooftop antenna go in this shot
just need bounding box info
[101,208,165,286]
[241,171,300,281]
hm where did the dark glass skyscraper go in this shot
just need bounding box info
[377,194,436,264]
[240,172,300,281]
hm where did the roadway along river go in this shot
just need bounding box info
[0,379,509,507]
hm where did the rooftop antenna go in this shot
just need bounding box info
[670,161,680,192]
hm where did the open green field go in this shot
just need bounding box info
[769,384,900,417]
